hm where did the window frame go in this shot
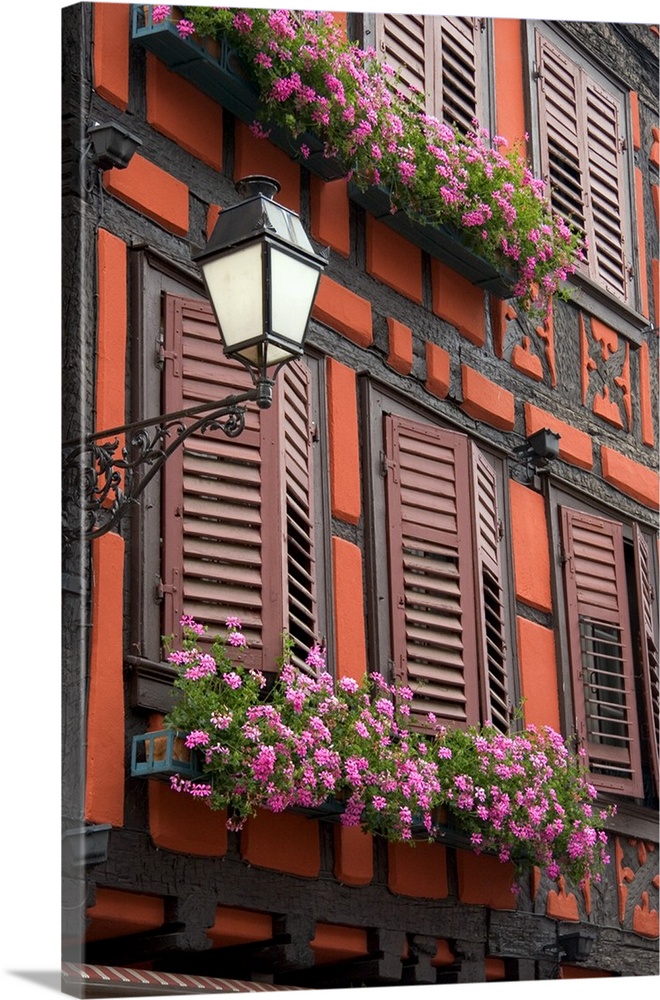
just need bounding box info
[360,376,518,731]
[547,479,659,804]
[127,248,334,713]
[523,20,646,339]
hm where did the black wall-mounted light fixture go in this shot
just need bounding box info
[557,931,595,964]
[86,121,142,170]
[511,427,561,484]
[542,926,597,977]
[62,824,112,869]
[62,176,329,544]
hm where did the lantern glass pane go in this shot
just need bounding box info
[201,243,264,349]
[270,247,320,347]
[238,342,296,368]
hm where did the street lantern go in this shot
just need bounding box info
[193,175,329,408]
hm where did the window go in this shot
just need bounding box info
[127,251,332,706]
[559,506,659,801]
[364,389,513,732]
[369,13,489,135]
[159,294,330,675]
[528,23,636,307]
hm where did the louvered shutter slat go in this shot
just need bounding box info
[385,414,479,726]
[561,508,643,796]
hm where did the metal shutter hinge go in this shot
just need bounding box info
[380,451,396,478]
[156,575,178,603]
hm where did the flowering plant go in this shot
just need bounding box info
[162,616,614,886]
[164,618,344,828]
[429,720,615,886]
[150,6,586,315]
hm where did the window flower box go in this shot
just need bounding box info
[291,795,347,822]
[131,729,204,781]
[130,5,345,181]
[348,181,515,299]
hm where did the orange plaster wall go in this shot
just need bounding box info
[601,446,660,510]
[207,907,273,948]
[560,966,613,978]
[311,923,369,964]
[93,3,129,110]
[146,54,222,170]
[311,177,350,258]
[366,215,423,303]
[233,121,300,213]
[314,276,373,350]
[456,852,517,909]
[524,402,593,470]
[493,20,526,148]
[485,957,507,981]
[517,618,561,732]
[461,365,515,431]
[332,537,368,682]
[426,342,450,399]
[96,229,127,434]
[387,841,449,899]
[207,203,222,240]
[85,534,126,827]
[639,341,656,448]
[431,260,486,346]
[333,825,373,886]
[148,780,228,857]
[635,166,649,318]
[240,810,320,877]
[86,888,165,942]
[387,317,413,375]
[104,154,189,236]
[326,358,361,524]
[509,480,552,612]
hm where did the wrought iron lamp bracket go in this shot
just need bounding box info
[62,388,258,545]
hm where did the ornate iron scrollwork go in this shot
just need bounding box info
[62,391,255,545]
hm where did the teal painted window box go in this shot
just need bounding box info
[131,729,204,781]
[348,182,515,299]
[291,795,347,822]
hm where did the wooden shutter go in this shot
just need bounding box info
[384,414,479,726]
[261,360,319,673]
[471,445,509,732]
[160,296,319,678]
[160,294,265,668]
[633,525,660,793]
[374,15,481,131]
[536,35,587,239]
[584,79,628,301]
[536,32,629,301]
[374,13,433,108]
[560,507,643,796]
